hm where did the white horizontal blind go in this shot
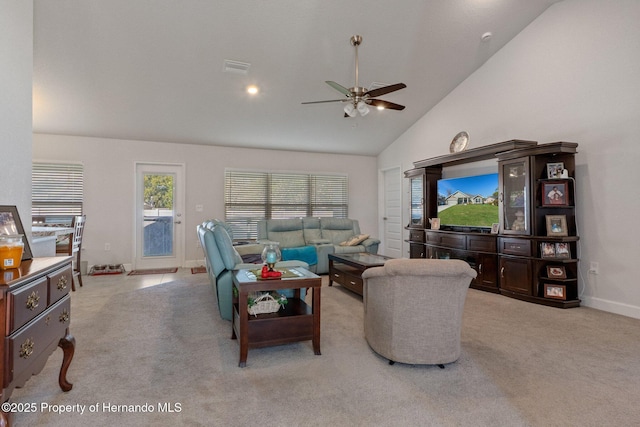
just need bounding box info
[32,162,84,218]
[225,170,348,239]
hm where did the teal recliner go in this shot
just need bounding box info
[197,220,308,321]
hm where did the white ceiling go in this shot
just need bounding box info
[33,0,562,156]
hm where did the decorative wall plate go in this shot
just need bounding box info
[450,131,469,153]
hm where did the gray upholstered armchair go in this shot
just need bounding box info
[362,259,477,367]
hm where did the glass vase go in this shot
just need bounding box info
[261,242,281,271]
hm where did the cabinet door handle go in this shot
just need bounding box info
[501,267,505,279]
[478,264,482,274]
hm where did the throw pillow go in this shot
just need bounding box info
[339,233,370,246]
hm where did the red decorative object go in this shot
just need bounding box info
[261,265,282,279]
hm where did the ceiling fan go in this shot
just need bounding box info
[302,35,406,117]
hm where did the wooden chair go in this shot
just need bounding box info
[58,215,86,291]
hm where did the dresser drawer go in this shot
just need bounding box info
[48,264,72,304]
[499,238,532,256]
[6,296,71,386]
[8,277,49,334]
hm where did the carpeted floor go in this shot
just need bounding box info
[9,274,640,426]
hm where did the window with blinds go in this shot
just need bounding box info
[224,170,348,239]
[32,162,84,221]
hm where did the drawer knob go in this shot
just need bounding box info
[19,337,35,359]
[26,291,40,311]
[58,275,68,290]
[349,281,356,285]
[59,309,70,324]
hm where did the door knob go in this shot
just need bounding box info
[174,221,182,224]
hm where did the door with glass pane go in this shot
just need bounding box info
[499,157,530,235]
[134,163,185,269]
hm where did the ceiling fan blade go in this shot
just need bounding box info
[365,83,407,98]
[369,99,405,111]
[301,99,348,105]
[325,81,352,97]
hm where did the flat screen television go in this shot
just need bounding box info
[437,172,499,232]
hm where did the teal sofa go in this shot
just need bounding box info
[257,217,380,274]
[197,220,308,321]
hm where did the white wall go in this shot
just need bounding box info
[378,0,640,318]
[0,1,33,232]
[33,134,378,268]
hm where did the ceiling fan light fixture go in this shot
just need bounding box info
[357,101,370,116]
[344,103,357,117]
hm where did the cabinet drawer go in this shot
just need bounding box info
[440,233,466,249]
[499,238,531,256]
[48,264,72,304]
[8,277,49,334]
[330,266,363,295]
[408,230,425,243]
[467,235,497,252]
[425,231,466,249]
[6,296,71,385]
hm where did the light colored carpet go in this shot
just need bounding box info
[10,275,640,426]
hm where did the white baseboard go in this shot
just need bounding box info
[581,296,640,320]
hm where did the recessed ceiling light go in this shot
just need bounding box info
[246,85,259,95]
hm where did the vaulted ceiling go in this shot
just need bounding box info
[33,0,562,156]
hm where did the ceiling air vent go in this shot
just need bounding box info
[223,59,250,74]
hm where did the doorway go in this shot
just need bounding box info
[134,163,185,269]
[382,167,403,258]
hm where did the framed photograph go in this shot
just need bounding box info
[542,181,569,207]
[0,205,33,261]
[429,217,440,230]
[546,162,564,179]
[546,215,568,237]
[540,242,556,258]
[490,223,500,234]
[555,242,571,259]
[544,283,567,300]
[547,265,567,279]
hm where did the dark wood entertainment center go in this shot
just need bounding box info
[405,140,580,308]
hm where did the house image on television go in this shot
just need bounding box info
[442,191,489,208]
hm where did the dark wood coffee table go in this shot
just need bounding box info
[328,253,393,296]
[231,267,321,367]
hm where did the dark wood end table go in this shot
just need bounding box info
[328,253,393,296]
[231,267,321,367]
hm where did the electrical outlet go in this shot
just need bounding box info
[104,243,111,251]
[589,261,599,274]
[196,204,203,212]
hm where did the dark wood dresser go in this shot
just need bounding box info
[1,257,75,426]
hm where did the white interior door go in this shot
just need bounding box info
[382,167,403,258]
[134,163,185,269]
